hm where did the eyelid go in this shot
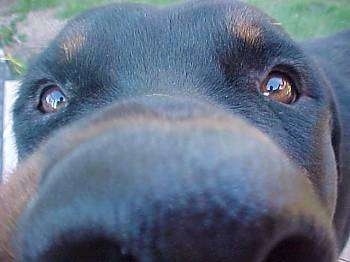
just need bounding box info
[35,80,62,101]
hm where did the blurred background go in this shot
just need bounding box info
[0,0,349,75]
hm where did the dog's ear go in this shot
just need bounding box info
[331,87,350,251]
[307,30,350,251]
[330,95,342,182]
[301,30,349,182]
[301,29,350,251]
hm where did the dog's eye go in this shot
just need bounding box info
[260,73,297,104]
[39,85,67,113]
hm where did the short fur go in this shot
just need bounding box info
[1,0,349,261]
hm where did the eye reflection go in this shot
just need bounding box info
[39,86,67,113]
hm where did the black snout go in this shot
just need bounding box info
[16,98,336,261]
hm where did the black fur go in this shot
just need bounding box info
[11,0,350,261]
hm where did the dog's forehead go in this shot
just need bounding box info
[55,0,285,63]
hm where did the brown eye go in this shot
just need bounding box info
[260,73,297,104]
[39,85,67,113]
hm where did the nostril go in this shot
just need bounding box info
[264,235,331,262]
[40,237,136,262]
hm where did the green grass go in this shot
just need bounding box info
[247,0,350,39]
[0,14,25,47]
[2,53,27,75]
[11,0,179,18]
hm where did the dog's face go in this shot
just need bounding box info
[1,0,344,261]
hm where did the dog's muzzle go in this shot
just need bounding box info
[15,97,336,261]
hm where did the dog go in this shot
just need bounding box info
[1,0,349,261]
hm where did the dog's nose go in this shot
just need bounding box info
[16,98,336,262]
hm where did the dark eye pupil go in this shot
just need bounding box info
[40,86,67,113]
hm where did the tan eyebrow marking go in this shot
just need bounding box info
[235,22,262,46]
[61,32,86,62]
[225,7,264,47]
